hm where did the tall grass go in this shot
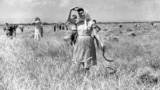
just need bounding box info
[0,25,160,90]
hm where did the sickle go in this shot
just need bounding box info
[93,35,113,62]
[102,46,114,62]
[102,46,116,74]
[102,46,117,74]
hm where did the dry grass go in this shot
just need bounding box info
[0,23,160,90]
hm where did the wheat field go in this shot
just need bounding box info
[0,23,160,90]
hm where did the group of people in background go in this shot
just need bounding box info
[3,17,43,40]
[53,23,69,32]
[3,18,69,40]
[3,23,24,39]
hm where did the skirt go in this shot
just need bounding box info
[34,28,41,40]
[72,35,97,68]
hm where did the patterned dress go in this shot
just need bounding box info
[72,20,97,68]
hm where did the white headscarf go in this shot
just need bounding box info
[83,9,91,21]
[83,9,94,29]
[77,8,91,21]
[77,8,92,29]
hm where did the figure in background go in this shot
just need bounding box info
[12,24,18,37]
[53,24,56,32]
[33,17,43,41]
[92,19,101,47]
[19,25,24,33]
[3,23,9,31]
[3,23,18,39]
[3,23,11,37]
[92,20,101,33]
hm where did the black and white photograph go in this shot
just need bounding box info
[0,0,160,90]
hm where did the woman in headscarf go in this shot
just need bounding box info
[68,7,104,73]
[33,17,43,41]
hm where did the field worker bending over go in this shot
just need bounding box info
[68,7,104,74]
[33,17,43,41]
[4,23,18,39]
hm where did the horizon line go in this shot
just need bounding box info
[0,20,160,25]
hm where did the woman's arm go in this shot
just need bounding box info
[67,7,79,24]
[95,25,101,32]
[93,26,104,49]
[31,21,36,25]
[67,9,76,24]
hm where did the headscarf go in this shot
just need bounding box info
[83,9,91,21]
[77,8,92,29]
[77,8,91,21]
[35,17,41,22]
[35,17,42,25]
[82,9,92,29]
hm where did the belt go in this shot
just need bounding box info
[78,34,91,36]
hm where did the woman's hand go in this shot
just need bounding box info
[101,43,104,50]
[71,7,79,11]
[68,7,78,24]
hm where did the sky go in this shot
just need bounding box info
[0,0,160,23]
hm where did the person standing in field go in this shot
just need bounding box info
[3,23,11,37]
[3,23,9,32]
[19,25,24,33]
[67,14,78,45]
[92,20,101,33]
[92,19,102,47]
[12,24,18,37]
[67,7,104,74]
[33,17,43,41]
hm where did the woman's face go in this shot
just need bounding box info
[78,10,85,19]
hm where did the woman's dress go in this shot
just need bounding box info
[72,20,97,68]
